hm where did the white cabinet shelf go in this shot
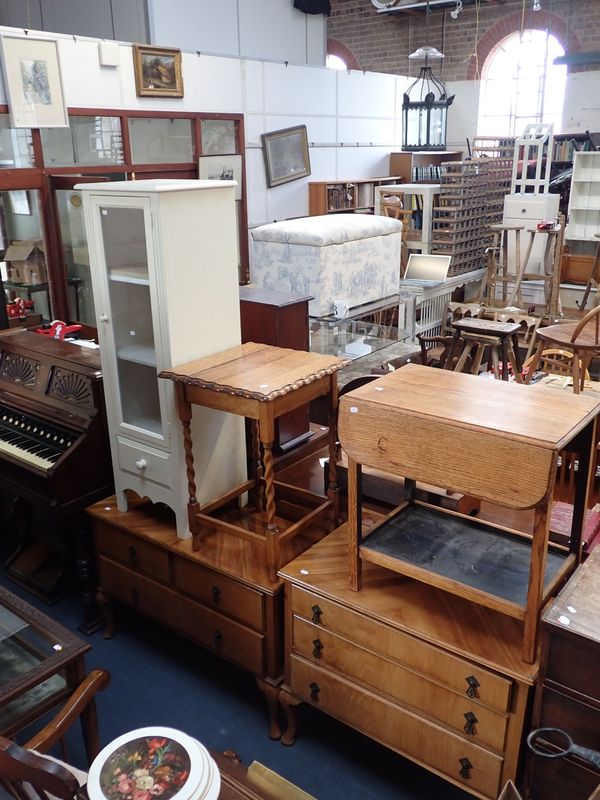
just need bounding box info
[79,178,247,539]
[566,152,600,245]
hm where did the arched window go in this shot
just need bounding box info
[477,29,567,136]
[326,53,347,70]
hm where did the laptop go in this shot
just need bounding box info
[400,253,452,286]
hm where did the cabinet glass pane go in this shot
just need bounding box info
[101,207,161,434]
[0,116,34,167]
[41,116,124,166]
[200,119,237,155]
[129,117,193,163]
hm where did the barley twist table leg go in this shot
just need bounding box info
[262,439,279,581]
[251,419,264,511]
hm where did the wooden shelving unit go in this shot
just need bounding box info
[389,150,462,183]
[308,176,402,216]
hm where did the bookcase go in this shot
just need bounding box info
[565,151,600,248]
[308,177,402,216]
[389,150,462,183]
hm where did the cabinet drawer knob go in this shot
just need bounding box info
[135,458,147,470]
[214,629,223,648]
[312,638,323,659]
[463,711,478,736]
[311,604,323,625]
[309,682,320,701]
[212,586,221,604]
[99,314,109,323]
[459,758,472,780]
[128,545,137,564]
[465,675,480,698]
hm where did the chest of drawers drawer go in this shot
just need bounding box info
[173,559,264,631]
[292,617,508,752]
[291,586,513,713]
[290,655,504,800]
[98,556,265,674]
[96,524,171,583]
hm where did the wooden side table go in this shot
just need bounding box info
[160,343,347,580]
[447,317,523,381]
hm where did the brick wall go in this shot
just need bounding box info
[328,0,599,81]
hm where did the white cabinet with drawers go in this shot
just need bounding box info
[78,179,247,538]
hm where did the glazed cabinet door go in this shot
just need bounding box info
[85,195,171,448]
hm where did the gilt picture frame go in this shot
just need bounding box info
[132,44,183,98]
[0,36,68,128]
[261,125,311,188]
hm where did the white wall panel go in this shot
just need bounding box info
[243,60,265,115]
[239,0,307,64]
[264,62,336,116]
[306,13,326,66]
[58,39,123,108]
[445,80,478,153]
[336,147,391,178]
[149,0,239,54]
[562,72,600,133]
[337,70,397,118]
[337,117,395,146]
[263,115,336,146]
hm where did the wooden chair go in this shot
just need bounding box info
[417,301,485,369]
[492,311,541,362]
[381,193,413,277]
[524,304,600,393]
[522,348,591,382]
[0,668,110,800]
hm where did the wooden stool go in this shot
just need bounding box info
[447,318,523,382]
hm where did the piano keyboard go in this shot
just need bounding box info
[0,403,76,472]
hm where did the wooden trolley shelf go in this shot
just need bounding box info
[360,501,572,618]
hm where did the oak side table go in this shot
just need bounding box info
[160,342,348,581]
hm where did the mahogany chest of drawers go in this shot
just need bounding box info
[527,546,600,800]
[279,527,539,800]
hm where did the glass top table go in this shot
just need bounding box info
[0,585,92,745]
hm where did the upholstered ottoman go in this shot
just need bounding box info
[250,214,402,316]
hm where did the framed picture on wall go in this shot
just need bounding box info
[261,125,311,188]
[132,44,184,97]
[198,155,242,200]
[0,36,68,128]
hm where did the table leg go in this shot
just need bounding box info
[251,419,264,512]
[259,407,279,581]
[524,340,544,384]
[256,677,283,740]
[445,330,461,370]
[327,376,340,523]
[175,385,200,546]
[501,337,509,381]
[522,504,550,664]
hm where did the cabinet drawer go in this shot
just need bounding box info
[116,437,172,487]
[95,524,170,583]
[98,556,178,629]
[528,748,600,800]
[545,633,600,704]
[99,557,265,674]
[538,686,600,751]
[293,618,508,752]
[174,559,264,631]
[290,656,503,800]
[291,587,512,713]
[503,195,555,218]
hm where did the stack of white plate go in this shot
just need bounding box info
[87,726,220,800]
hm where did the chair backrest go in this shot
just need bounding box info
[444,302,485,335]
[0,738,84,800]
[523,348,591,380]
[570,301,600,345]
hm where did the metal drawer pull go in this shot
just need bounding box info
[212,585,221,604]
[459,758,472,779]
[309,682,320,701]
[213,629,223,648]
[311,604,323,624]
[312,639,323,659]
[463,711,478,735]
[465,675,480,698]
[128,545,137,564]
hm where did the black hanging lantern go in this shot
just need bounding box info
[402,46,455,152]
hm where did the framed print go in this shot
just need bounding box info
[0,36,68,128]
[8,190,31,215]
[201,119,237,155]
[199,154,242,200]
[261,125,311,188]
[133,44,183,97]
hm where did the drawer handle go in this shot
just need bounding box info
[309,682,320,702]
[463,711,478,736]
[128,545,137,564]
[131,587,139,606]
[311,604,323,625]
[135,458,147,470]
[214,629,223,648]
[465,675,480,698]
[459,758,473,780]
[212,586,221,605]
[312,638,323,659]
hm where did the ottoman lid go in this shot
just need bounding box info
[251,214,402,247]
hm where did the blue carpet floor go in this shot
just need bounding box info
[1,568,472,800]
